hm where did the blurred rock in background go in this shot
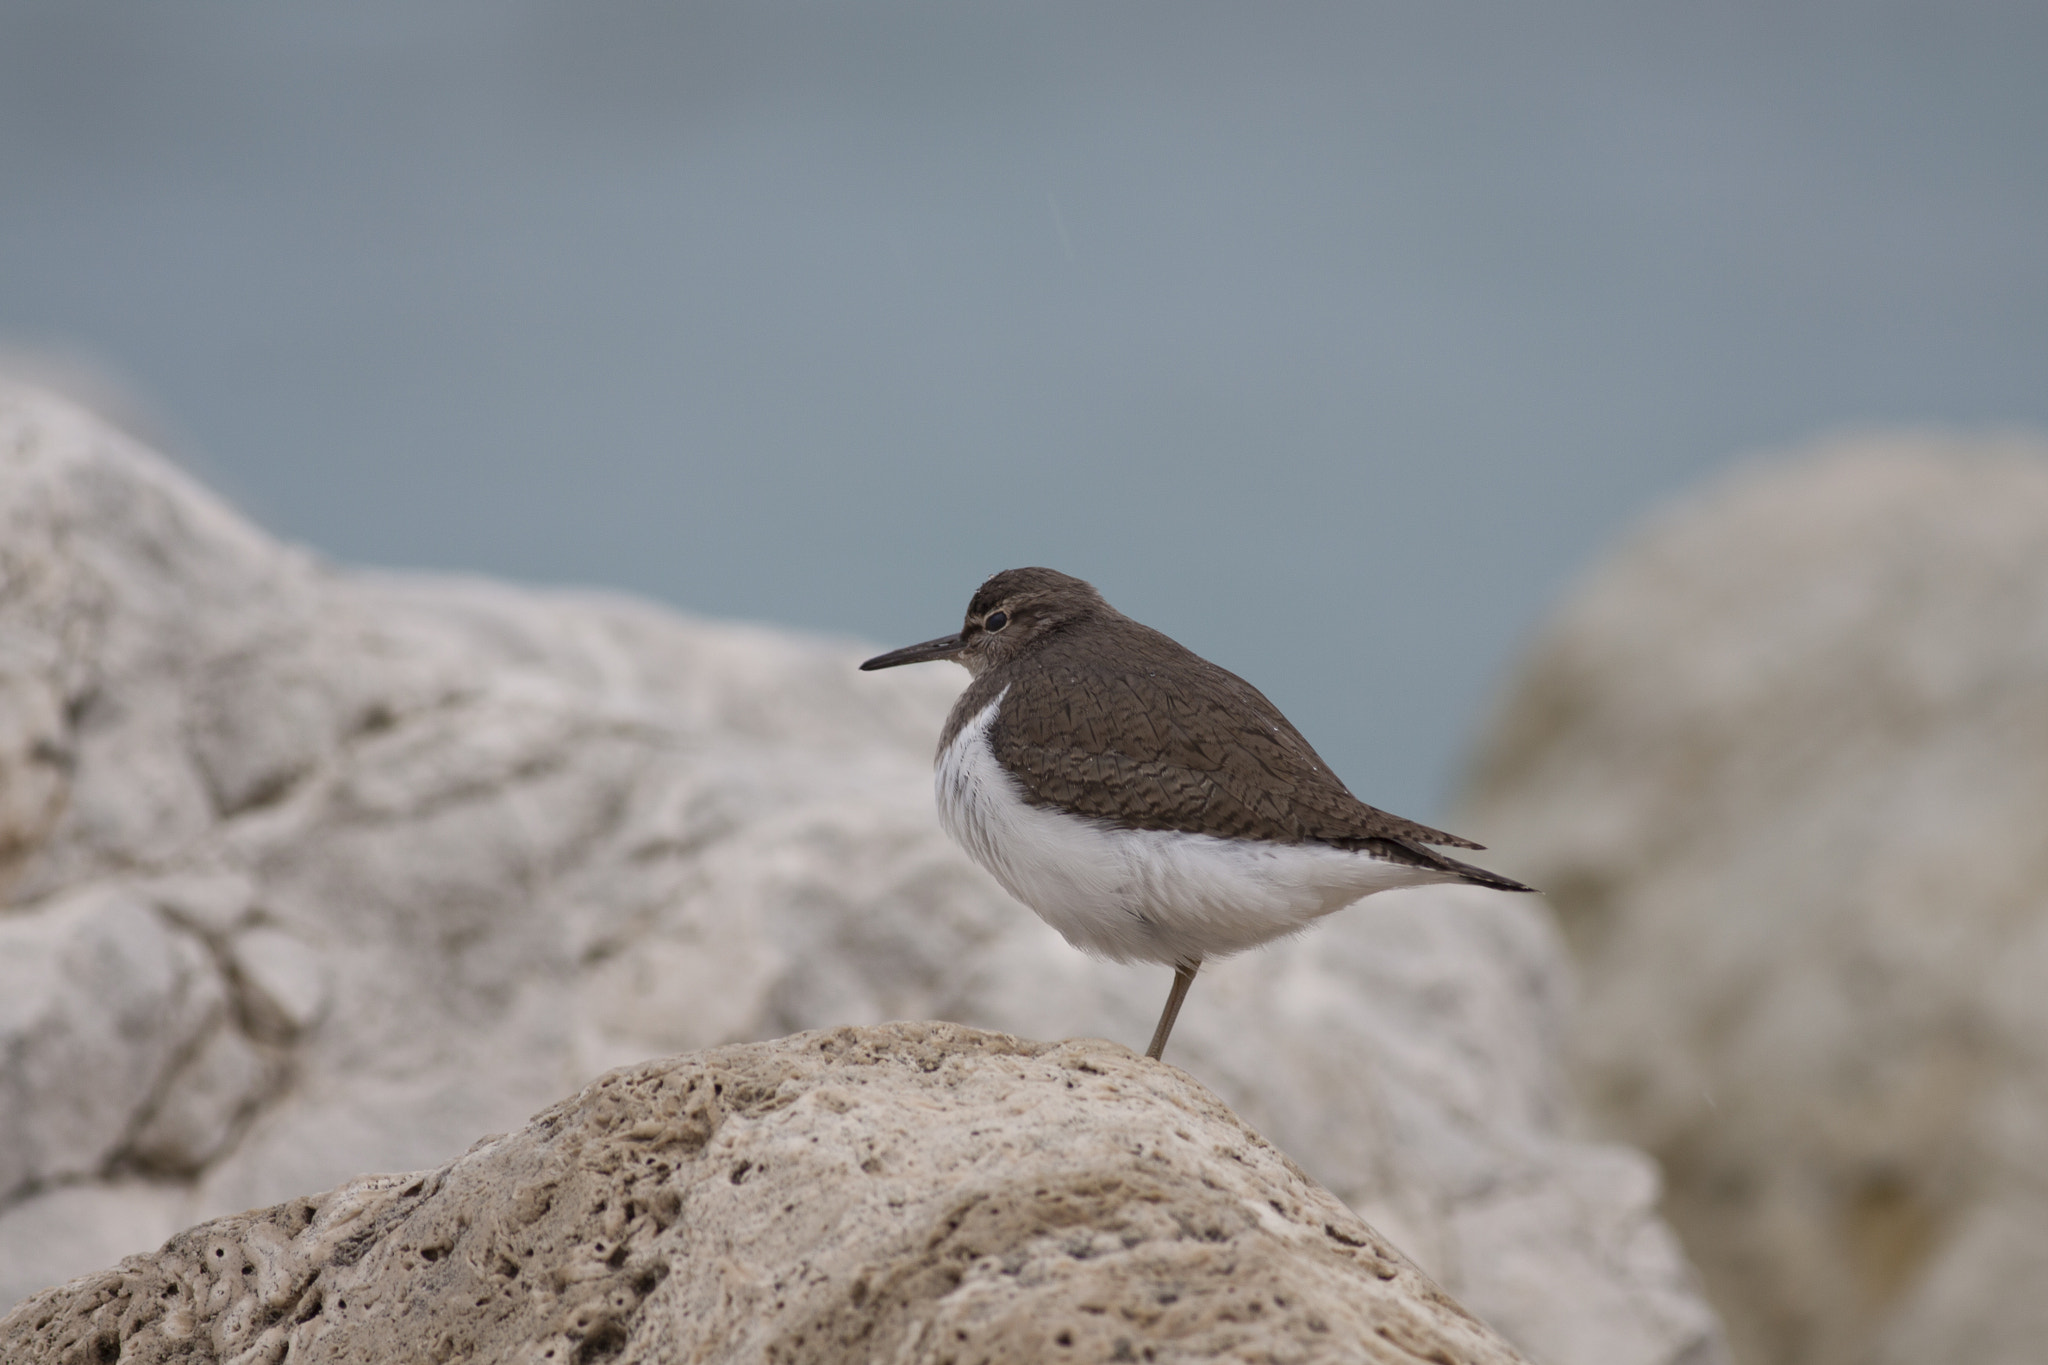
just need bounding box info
[1464,432,2048,1365]
[0,385,1723,1365]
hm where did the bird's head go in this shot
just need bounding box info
[860,567,1110,677]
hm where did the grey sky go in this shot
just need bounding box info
[2,1,2043,816]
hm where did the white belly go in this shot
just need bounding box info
[935,692,1455,965]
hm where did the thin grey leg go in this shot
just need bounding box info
[1145,959,1202,1061]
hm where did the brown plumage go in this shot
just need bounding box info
[913,567,1530,892]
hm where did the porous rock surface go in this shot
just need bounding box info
[1462,433,2048,1365]
[0,384,1722,1364]
[0,1023,1528,1365]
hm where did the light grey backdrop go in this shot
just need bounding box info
[2,1,2043,816]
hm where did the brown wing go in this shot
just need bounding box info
[984,617,1486,854]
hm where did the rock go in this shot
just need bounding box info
[0,1181,194,1325]
[228,925,332,1042]
[0,383,1722,1364]
[0,1025,1530,1365]
[1461,432,2048,1365]
[0,668,66,900]
[0,886,225,1200]
[126,1020,280,1177]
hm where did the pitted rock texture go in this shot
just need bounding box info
[1462,433,2048,1365]
[0,384,1721,1365]
[0,1025,1529,1365]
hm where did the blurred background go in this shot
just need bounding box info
[4,0,2044,819]
[5,6,2048,1364]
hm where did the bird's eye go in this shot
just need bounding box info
[983,610,1010,633]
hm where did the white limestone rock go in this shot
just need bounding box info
[0,886,225,1198]
[0,1181,194,1329]
[1462,432,2048,1365]
[0,384,1722,1364]
[0,1025,1532,1365]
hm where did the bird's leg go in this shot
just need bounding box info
[1145,959,1202,1061]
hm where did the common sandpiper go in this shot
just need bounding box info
[861,567,1534,1061]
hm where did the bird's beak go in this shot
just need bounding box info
[859,632,968,670]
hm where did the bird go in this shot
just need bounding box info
[859,567,1534,1061]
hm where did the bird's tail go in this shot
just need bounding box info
[1363,838,1538,894]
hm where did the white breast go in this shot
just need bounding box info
[935,691,1455,965]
